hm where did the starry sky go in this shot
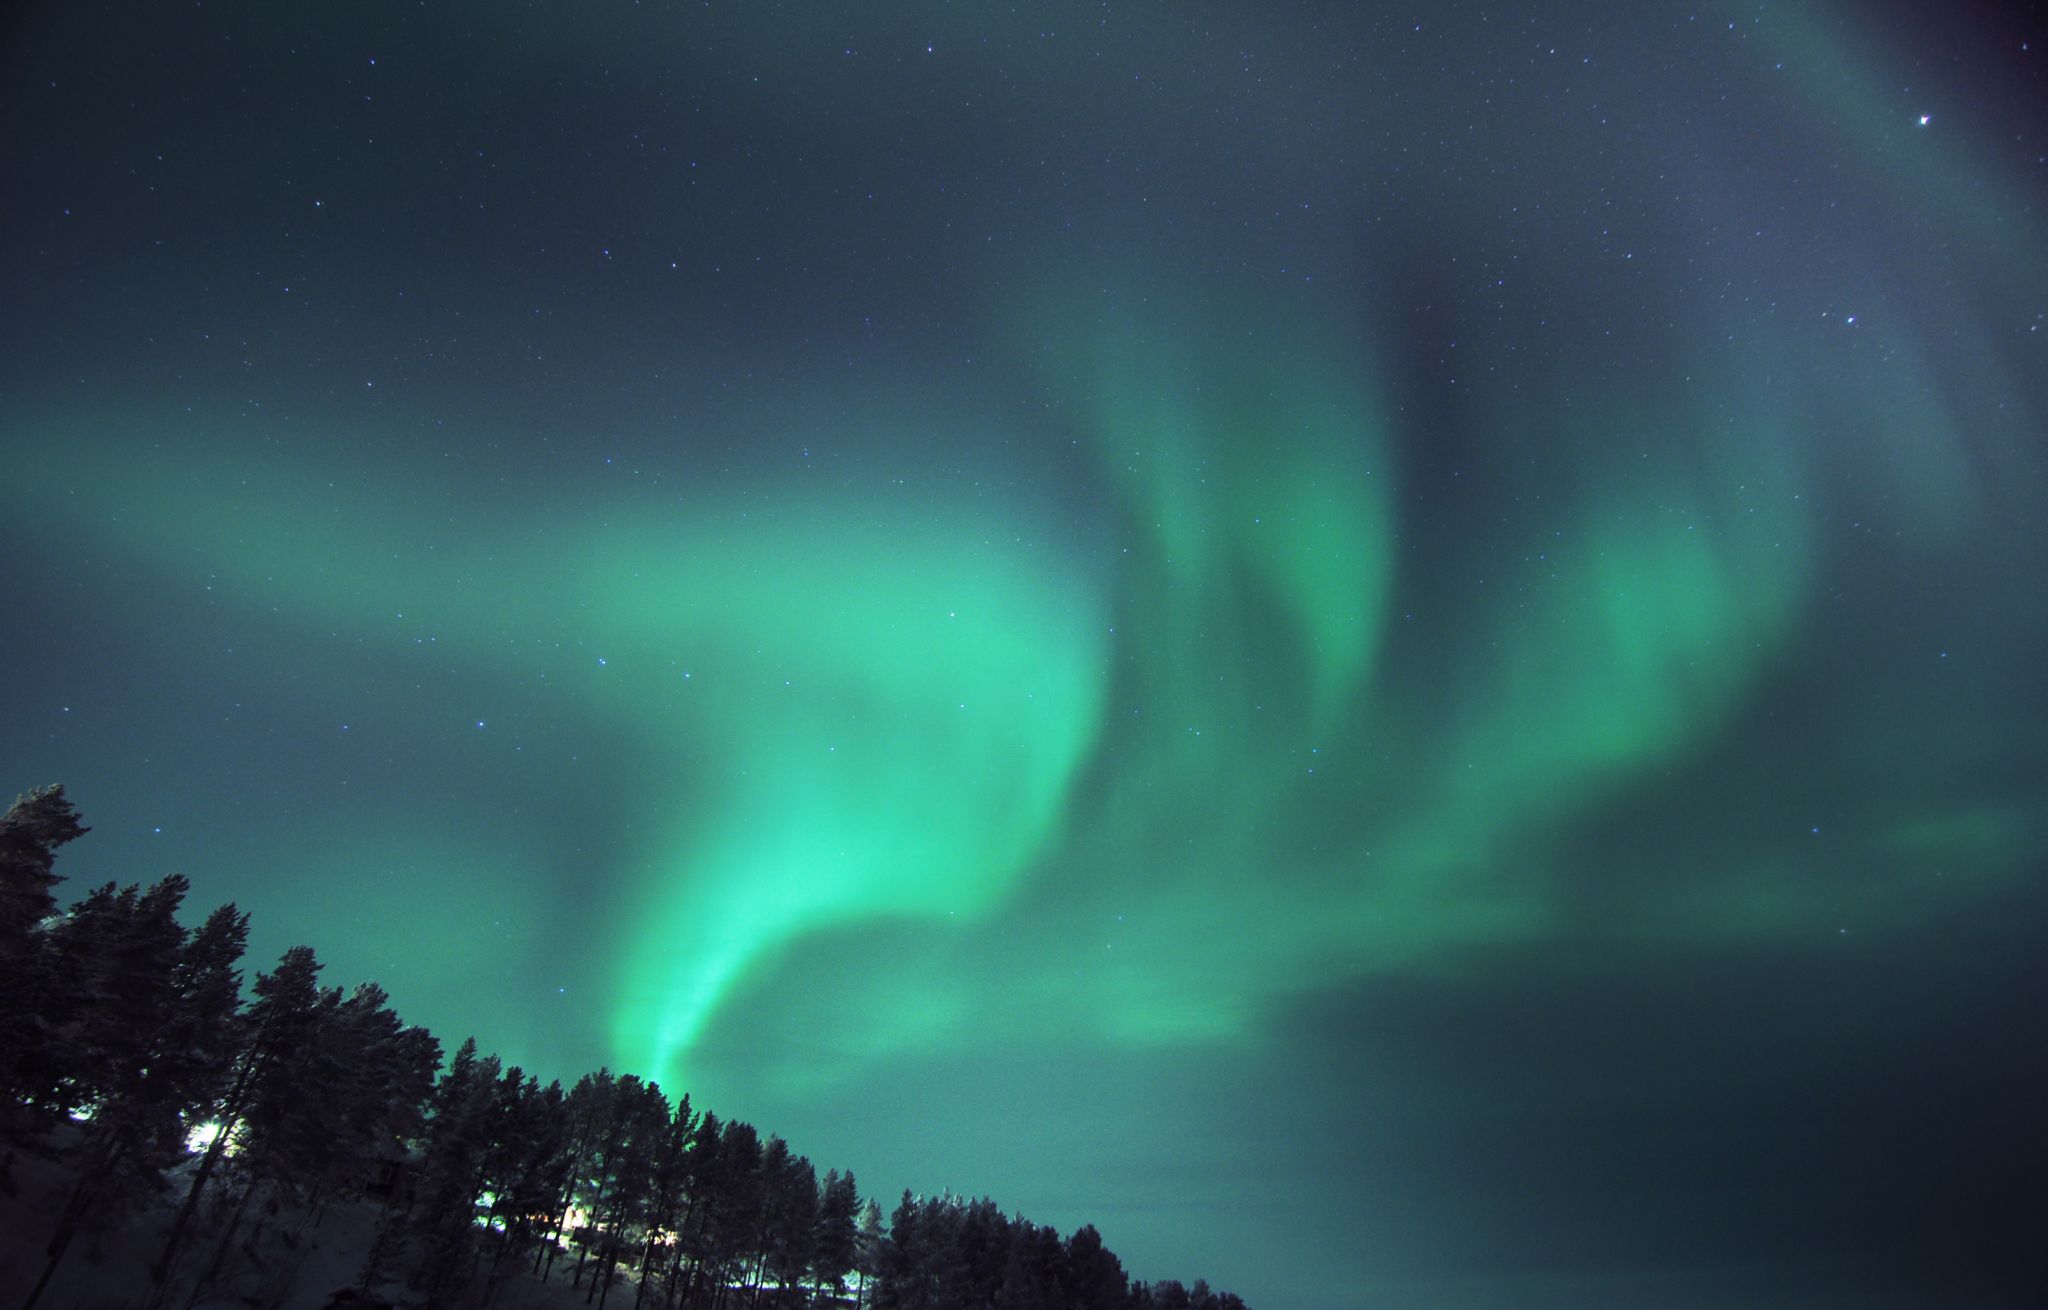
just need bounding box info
[4,3,2047,1306]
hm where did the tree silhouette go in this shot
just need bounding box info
[3,786,1253,1310]
[23,876,245,1310]
[0,785,89,1143]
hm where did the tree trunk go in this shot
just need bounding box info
[181,1176,261,1310]
[480,1231,513,1310]
[747,1251,769,1310]
[538,1124,599,1278]
[19,1223,76,1310]
[658,1244,684,1310]
[589,1187,634,1307]
[631,1230,661,1310]
[152,1046,265,1287]
[22,1135,119,1310]
[537,1174,580,1278]
[679,1250,704,1310]
[355,1200,404,1296]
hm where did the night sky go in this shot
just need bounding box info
[4,3,2047,1306]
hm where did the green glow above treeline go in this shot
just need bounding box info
[11,217,2042,1089]
[3,1,2041,1138]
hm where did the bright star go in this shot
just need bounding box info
[1917,114,1931,127]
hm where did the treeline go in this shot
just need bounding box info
[0,786,1248,1310]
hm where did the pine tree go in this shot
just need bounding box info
[24,876,246,1310]
[1147,1279,1192,1310]
[536,1068,620,1283]
[1062,1224,1128,1310]
[280,981,437,1210]
[476,1069,574,1287]
[172,903,255,1112]
[567,1072,640,1295]
[0,785,87,1140]
[670,1108,725,1307]
[584,1077,672,1309]
[178,968,423,1310]
[705,1117,768,1307]
[754,1139,817,1307]
[0,784,85,938]
[0,785,1259,1310]
[876,1190,926,1310]
[411,1035,505,1298]
[993,1221,1063,1310]
[853,1198,886,1310]
[950,1197,1009,1309]
[151,944,327,1289]
[629,1090,695,1310]
[42,878,191,1114]
[915,1197,969,1310]
[811,1168,860,1302]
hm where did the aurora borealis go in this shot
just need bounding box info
[4,1,2046,1305]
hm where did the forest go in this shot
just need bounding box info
[0,786,1250,1310]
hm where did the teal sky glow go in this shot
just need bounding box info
[4,4,2044,1306]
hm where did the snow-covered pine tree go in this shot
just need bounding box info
[25,875,246,1310]
[811,1167,861,1303]
[0,784,88,1143]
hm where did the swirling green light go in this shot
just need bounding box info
[581,499,1108,1079]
